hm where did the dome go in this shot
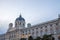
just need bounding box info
[16,15,25,21]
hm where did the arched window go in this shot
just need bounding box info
[56,27,59,30]
[19,22,21,25]
[45,26,47,28]
[50,24,52,27]
[50,28,54,34]
[23,23,24,26]
[15,23,17,25]
[40,30,43,36]
[45,29,48,34]
[56,23,58,25]
[56,27,59,33]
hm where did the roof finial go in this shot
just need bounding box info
[19,12,22,17]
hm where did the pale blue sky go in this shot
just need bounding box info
[0,0,60,34]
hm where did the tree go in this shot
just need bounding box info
[42,34,55,40]
[52,37,55,40]
[42,34,49,40]
[35,37,41,40]
[28,36,33,40]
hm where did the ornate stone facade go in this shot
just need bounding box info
[0,14,60,40]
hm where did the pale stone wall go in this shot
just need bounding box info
[0,18,60,40]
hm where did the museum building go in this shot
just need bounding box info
[0,14,60,40]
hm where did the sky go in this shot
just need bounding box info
[0,0,60,34]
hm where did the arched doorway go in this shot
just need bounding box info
[58,36,60,40]
[20,38,26,40]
